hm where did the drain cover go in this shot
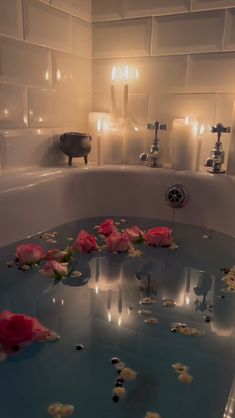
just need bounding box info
[165,184,189,209]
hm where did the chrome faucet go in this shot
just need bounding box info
[204,123,231,174]
[140,121,167,167]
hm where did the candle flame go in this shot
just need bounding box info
[118,316,122,327]
[95,284,99,295]
[185,116,189,125]
[108,311,112,323]
[185,295,190,305]
[124,65,129,82]
[135,68,139,80]
[199,124,205,136]
[111,66,116,82]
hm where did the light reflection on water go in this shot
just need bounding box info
[0,216,235,418]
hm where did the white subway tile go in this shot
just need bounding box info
[51,0,91,21]
[192,0,235,11]
[152,11,224,55]
[0,37,52,88]
[74,94,91,126]
[188,52,235,93]
[92,0,123,21]
[224,9,235,51]
[93,19,151,58]
[148,93,217,126]
[0,128,54,169]
[28,88,75,128]
[92,56,187,95]
[215,94,235,125]
[0,83,27,128]
[0,0,23,39]
[125,0,189,18]
[72,17,92,57]
[23,0,72,51]
[53,51,91,93]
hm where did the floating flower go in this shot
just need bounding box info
[144,413,161,418]
[172,363,188,374]
[124,226,144,243]
[119,367,137,381]
[127,247,143,258]
[140,297,155,305]
[73,230,98,254]
[106,232,131,253]
[113,387,125,398]
[0,310,58,356]
[48,403,74,417]
[178,373,193,384]
[172,323,203,337]
[144,317,159,325]
[97,218,117,237]
[162,298,175,307]
[16,243,45,265]
[46,248,72,263]
[40,260,68,280]
[144,227,172,247]
[138,309,152,316]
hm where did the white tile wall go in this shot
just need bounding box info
[0,37,52,88]
[92,0,123,21]
[0,128,54,169]
[192,0,235,11]
[125,0,190,18]
[23,0,72,51]
[188,52,235,93]
[93,19,151,58]
[0,83,27,128]
[152,11,224,55]
[0,0,92,172]
[0,0,23,39]
[224,9,235,51]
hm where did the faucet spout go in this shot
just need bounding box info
[204,123,230,174]
[139,121,167,168]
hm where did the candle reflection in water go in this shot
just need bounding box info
[95,258,100,295]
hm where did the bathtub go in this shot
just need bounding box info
[1,164,235,418]
[1,165,235,247]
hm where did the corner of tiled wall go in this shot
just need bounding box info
[0,0,92,172]
[91,0,235,168]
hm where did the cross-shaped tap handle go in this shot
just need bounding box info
[147,121,167,131]
[211,123,231,135]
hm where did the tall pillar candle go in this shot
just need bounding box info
[123,65,129,118]
[110,66,117,120]
[125,118,146,165]
[170,117,198,170]
[227,101,235,175]
[102,120,124,164]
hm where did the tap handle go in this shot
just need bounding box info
[147,121,167,131]
[210,123,231,141]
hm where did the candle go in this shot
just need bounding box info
[123,65,129,119]
[102,120,124,164]
[95,258,100,294]
[88,112,110,162]
[107,288,112,323]
[170,116,198,170]
[227,101,235,174]
[96,118,102,166]
[195,124,205,171]
[110,66,117,120]
[125,119,147,165]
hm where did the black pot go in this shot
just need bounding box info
[60,132,92,166]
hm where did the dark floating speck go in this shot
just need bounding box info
[111,357,120,365]
[12,345,20,352]
[171,328,177,333]
[112,395,119,403]
[128,306,133,311]
[76,344,84,351]
[115,382,123,387]
[203,316,212,323]
[116,378,124,384]
[219,295,225,299]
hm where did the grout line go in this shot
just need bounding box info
[189,0,193,13]
[185,54,191,93]
[221,9,229,51]
[20,0,25,41]
[149,16,154,56]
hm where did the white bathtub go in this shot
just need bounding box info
[1,165,235,247]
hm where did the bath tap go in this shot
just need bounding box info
[204,123,231,174]
[140,121,167,167]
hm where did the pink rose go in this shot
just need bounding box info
[40,260,68,280]
[16,243,45,265]
[0,311,54,352]
[46,249,69,262]
[106,232,131,253]
[73,230,98,253]
[124,226,144,243]
[97,218,117,237]
[144,227,172,246]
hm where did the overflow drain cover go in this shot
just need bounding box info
[165,184,189,209]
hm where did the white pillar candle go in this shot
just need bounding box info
[102,120,124,164]
[123,65,129,118]
[96,118,102,166]
[110,66,117,120]
[227,101,235,174]
[89,112,110,163]
[170,117,198,170]
[195,124,205,171]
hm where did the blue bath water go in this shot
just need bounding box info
[0,217,235,418]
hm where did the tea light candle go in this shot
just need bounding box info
[110,66,117,120]
[170,117,198,170]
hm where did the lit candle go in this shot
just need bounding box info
[170,116,198,170]
[96,118,102,166]
[110,66,117,120]
[195,124,205,171]
[102,121,124,164]
[123,65,129,119]
[95,258,100,294]
[107,288,112,323]
[125,120,146,165]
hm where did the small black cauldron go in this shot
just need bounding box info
[60,132,92,166]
